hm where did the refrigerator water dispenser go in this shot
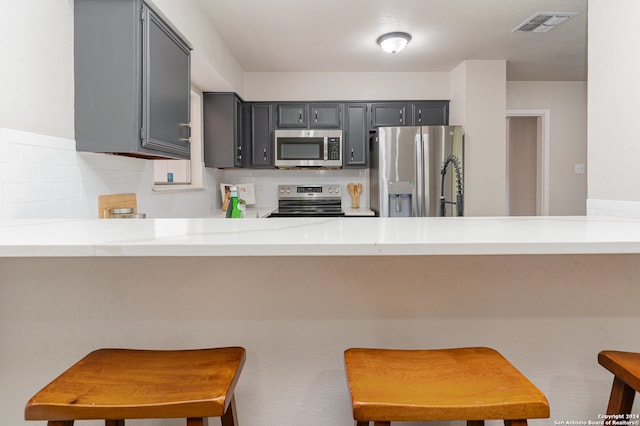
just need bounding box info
[388,181,413,217]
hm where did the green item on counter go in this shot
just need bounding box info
[226,186,243,218]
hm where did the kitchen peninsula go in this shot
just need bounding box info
[2,216,640,426]
[2,216,640,256]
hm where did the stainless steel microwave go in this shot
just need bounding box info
[274,129,342,168]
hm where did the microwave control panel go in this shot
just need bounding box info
[328,137,341,160]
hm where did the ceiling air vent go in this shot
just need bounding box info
[513,12,577,33]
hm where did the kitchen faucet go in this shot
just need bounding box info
[440,154,464,216]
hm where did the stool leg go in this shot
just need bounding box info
[468,421,485,426]
[187,418,209,426]
[48,422,74,426]
[607,376,636,414]
[373,422,390,426]
[355,422,368,426]
[221,394,238,426]
[105,421,124,426]
[504,420,528,426]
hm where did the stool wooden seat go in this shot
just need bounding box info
[598,350,640,414]
[25,347,246,426]
[344,347,549,426]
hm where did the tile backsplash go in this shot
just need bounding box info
[0,127,215,218]
[220,168,368,209]
[0,127,369,219]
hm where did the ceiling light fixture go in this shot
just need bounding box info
[376,32,412,54]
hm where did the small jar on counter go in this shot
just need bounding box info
[109,208,135,218]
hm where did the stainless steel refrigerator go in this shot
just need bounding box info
[370,125,464,217]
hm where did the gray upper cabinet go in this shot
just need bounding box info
[276,103,342,129]
[309,104,342,128]
[412,101,449,125]
[74,0,191,159]
[248,103,274,167]
[201,93,448,169]
[277,104,308,128]
[370,101,449,128]
[203,93,244,168]
[370,103,409,127]
[343,104,368,168]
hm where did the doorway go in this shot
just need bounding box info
[506,109,549,216]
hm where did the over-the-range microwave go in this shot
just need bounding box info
[274,129,342,168]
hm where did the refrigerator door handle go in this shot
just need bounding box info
[422,129,431,216]
[415,132,423,217]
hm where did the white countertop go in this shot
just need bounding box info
[2,216,640,257]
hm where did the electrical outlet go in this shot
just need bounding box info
[574,163,586,174]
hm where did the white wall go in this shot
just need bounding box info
[244,72,450,101]
[0,1,74,139]
[588,0,640,216]
[508,82,588,216]
[451,60,507,216]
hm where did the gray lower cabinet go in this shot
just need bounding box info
[74,0,191,159]
[203,93,244,168]
[344,104,368,168]
[247,104,274,167]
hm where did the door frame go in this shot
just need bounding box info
[506,109,550,216]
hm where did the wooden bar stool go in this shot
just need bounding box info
[344,347,549,426]
[598,350,640,414]
[25,347,246,426]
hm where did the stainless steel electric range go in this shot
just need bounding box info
[268,184,344,218]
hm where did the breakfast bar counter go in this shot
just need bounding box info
[2,216,640,257]
[2,216,640,426]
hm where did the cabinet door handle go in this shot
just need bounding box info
[179,122,191,140]
[351,148,354,161]
[315,111,318,123]
[418,109,422,123]
[299,110,303,123]
[399,109,404,124]
[263,148,267,161]
[237,145,242,160]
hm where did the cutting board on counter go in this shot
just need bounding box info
[98,193,137,218]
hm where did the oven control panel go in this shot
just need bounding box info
[277,185,341,199]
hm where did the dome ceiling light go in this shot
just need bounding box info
[376,32,412,54]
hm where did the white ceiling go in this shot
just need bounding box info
[199,0,587,81]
